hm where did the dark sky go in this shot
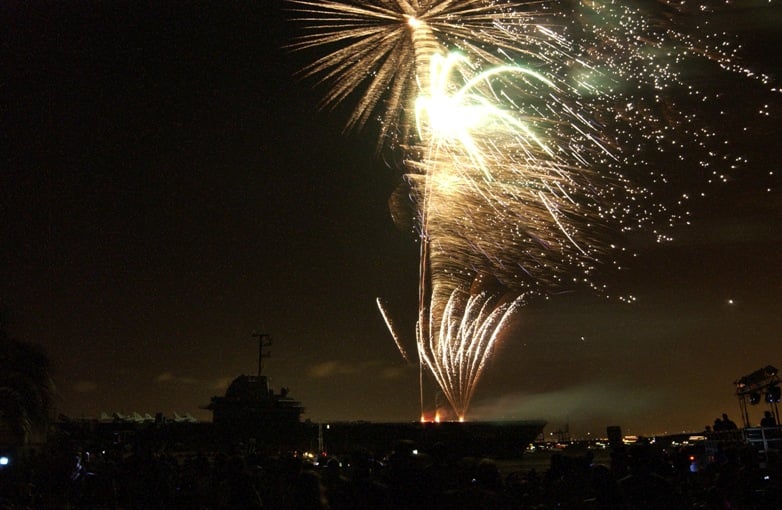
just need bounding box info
[3,1,781,438]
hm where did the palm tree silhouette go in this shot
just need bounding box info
[0,313,56,446]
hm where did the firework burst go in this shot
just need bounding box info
[288,0,770,419]
[287,0,558,148]
[418,287,526,421]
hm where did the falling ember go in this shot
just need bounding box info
[377,297,412,364]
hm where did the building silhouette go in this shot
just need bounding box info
[205,334,306,449]
[206,374,304,442]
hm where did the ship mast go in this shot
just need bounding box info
[252,332,272,377]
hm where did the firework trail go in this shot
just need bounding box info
[288,0,770,419]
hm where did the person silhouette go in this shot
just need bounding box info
[721,413,738,430]
[760,410,776,428]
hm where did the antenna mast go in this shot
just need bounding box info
[252,332,272,377]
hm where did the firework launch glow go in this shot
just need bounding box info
[288,0,774,420]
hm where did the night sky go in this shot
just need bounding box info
[3,1,781,438]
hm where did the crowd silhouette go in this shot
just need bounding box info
[0,432,780,509]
